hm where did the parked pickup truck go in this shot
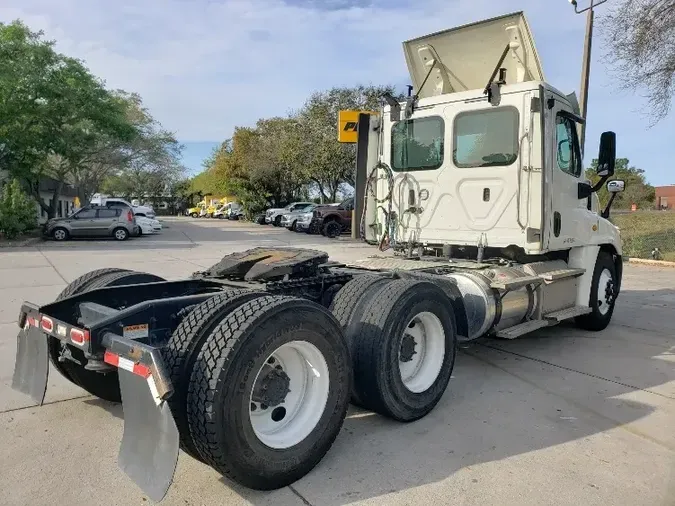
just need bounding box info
[306,197,353,237]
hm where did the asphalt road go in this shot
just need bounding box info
[1,217,673,506]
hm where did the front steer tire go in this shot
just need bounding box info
[351,279,457,422]
[186,295,351,490]
[575,251,618,331]
[49,269,165,403]
[163,289,267,462]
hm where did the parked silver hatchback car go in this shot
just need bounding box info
[45,205,137,241]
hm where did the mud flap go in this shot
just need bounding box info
[118,368,179,502]
[12,324,49,405]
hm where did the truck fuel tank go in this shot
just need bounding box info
[446,267,536,340]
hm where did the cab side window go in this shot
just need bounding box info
[555,114,582,177]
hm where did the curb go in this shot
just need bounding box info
[0,236,43,248]
[627,258,675,267]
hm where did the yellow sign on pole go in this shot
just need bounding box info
[338,110,378,143]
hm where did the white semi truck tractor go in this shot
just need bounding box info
[11,11,624,502]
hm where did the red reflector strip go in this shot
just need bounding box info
[27,316,38,327]
[103,351,151,378]
[70,328,89,346]
[41,316,53,332]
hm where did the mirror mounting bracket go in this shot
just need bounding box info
[601,192,618,219]
[578,174,609,199]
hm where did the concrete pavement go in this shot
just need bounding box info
[0,217,673,506]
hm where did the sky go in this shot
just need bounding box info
[2,0,674,184]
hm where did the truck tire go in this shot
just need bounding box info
[351,279,457,422]
[50,269,165,403]
[186,295,351,490]
[84,270,165,291]
[330,274,393,345]
[55,268,130,302]
[51,268,131,385]
[163,289,267,462]
[575,251,617,331]
[395,271,469,340]
[330,274,394,406]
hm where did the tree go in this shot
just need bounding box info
[0,20,138,218]
[298,85,398,202]
[600,0,675,124]
[588,158,655,209]
[198,83,401,211]
[97,91,185,204]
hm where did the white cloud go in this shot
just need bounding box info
[1,0,579,140]
[2,0,674,183]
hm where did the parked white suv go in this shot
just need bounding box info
[265,202,314,226]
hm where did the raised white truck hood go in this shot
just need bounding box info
[402,11,545,98]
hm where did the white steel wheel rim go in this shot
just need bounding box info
[597,268,613,315]
[115,229,126,240]
[398,311,446,393]
[249,341,330,449]
[54,229,66,240]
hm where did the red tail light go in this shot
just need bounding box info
[70,328,90,346]
[127,210,133,222]
[40,316,53,332]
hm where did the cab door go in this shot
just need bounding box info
[543,94,587,251]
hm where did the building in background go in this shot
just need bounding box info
[655,185,675,210]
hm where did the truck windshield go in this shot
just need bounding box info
[391,116,444,172]
[453,107,519,168]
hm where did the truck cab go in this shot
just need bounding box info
[360,11,624,336]
[364,12,622,260]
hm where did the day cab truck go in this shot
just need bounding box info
[11,11,625,502]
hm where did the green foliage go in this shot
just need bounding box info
[588,158,655,210]
[297,85,397,201]
[196,85,397,209]
[89,91,185,203]
[1,20,182,217]
[0,179,37,239]
[613,212,675,261]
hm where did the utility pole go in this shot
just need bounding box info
[568,0,607,156]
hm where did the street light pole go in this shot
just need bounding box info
[578,5,594,156]
[569,0,607,156]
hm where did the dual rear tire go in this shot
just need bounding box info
[181,295,350,489]
[330,276,457,421]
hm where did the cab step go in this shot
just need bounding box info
[539,268,586,282]
[490,275,543,291]
[496,319,550,339]
[544,305,592,322]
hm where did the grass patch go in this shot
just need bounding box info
[612,212,675,261]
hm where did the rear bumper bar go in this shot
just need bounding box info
[12,302,179,502]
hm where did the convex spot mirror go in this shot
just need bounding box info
[597,131,616,177]
[607,180,625,193]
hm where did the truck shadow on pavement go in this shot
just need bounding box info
[84,289,674,505]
